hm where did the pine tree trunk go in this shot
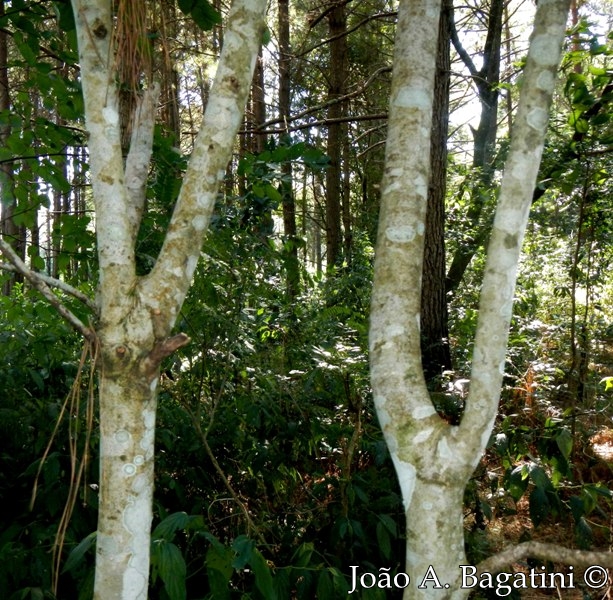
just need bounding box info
[421,0,452,382]
[278,0,300,300]
[325,2,347,269]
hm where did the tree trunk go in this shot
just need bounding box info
[325,0,347,269]
[278,0,300,300]
[66,0,268,597]
[251,48,267,153]
[445,0,504,294]
[370,0,570,596]
[0,1,22,295]
[421,0,452,383]
[94,349,159,598]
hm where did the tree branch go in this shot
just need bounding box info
[0,238,95,340]
[257,66,391,130]
[297,11,396,58]
[71,0,136,316]
[141,332,190,377]
[140,0,268,333]
[448,3,478,78]
[459,0,571,451]
[124,83,161,242]
[251,112,388,134]
[476,541,613,575]
[0,261,97,311]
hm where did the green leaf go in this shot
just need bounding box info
[63,531,96,573]
[205,536,234,600]
[152,511,193,540]
[231,535,254,569]
[601,376,613,391]
[291,542,314,568]
[528,464,553,490]
[316,568,335,599]
[261,26,272,46]
[178,0,221,31]
[376,520,391,560]
[250,548,276,600]
[556,428,573,459]
[529,486,550,527]
[569,495,584,521]
[575,516,593,549]
[506,466,529,501]
[205,542,234,582]
[151,540,186,600]
[54,0,77,31]
[28,369,44,391]
[29,254,46,272]
[12,31,38,66]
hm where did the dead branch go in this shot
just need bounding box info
[476,541,613,575]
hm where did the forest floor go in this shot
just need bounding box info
[481,426,613,599]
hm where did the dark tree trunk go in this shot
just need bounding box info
[0,2,23,294]
[278,0,300,300]
[251,49,267,153]
[421,0,452,382]
[446,0,504,294]
[325,1,347,270]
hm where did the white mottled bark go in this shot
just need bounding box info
[369,0,570,597]
[69,0,268,598]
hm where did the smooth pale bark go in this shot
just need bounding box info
[67,0,267,598]
[369,0,570,597]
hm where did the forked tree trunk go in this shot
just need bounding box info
[369,0,570,596]
[66,0,268,597]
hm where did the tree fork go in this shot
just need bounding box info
[370,0,575,596]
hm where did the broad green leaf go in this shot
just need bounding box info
[291,542,314,568]
[506,466,529,501]
[556,428,573,459]
[316,568,335,599]
[152,540,186,600]
[250,548,276,600]
[152,511,191,540]
[376,520,391,560]
[528,463,553,490]
[178,0,221,31]
[575,516,593,549]
[63,531,96,573]
[231,535,254,569]
[529,486,550,527]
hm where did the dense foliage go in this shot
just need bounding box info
[0,1,612,599]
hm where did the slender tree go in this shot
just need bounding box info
[0,0,267,596]
[0,0,24,295]
[325,0,348,269]
[368,0,613,597]
[446,0,505,294]
[278,0,301,300]
[420,0,452,382]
